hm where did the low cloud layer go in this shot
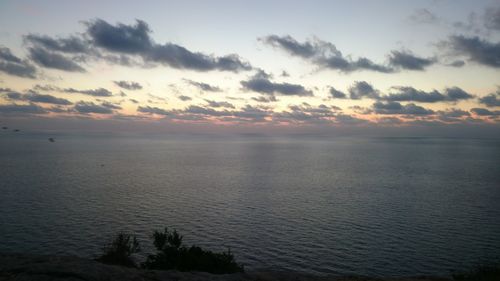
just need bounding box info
[74,101,114,114]
[348,81,379,99]
[444,35,500,68]
[478,90,500,107]
[381,86,473,103]
[3,90,72,105]
[0,47,37,78]
[28,47,86,72]
[373,101,434,115]
[261,35,393,73]
[184,79,221,92]
[63,87,113,97]
[0,103,47,115]
[388,51,435,71]
[241,72,313,97]
[261,35,441,73]
[114,80,142,90]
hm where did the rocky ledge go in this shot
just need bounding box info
[0,253,451,281]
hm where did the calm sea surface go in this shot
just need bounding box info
[1,132,499,277]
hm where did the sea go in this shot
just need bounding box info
[1,132,499,277]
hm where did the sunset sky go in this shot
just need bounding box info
[0,0,499,135]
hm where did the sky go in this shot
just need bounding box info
[0,0,499,136]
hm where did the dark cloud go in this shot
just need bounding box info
[478,90,500,107]
[409,8,439,24]
[183,105,226,117]
[231,105,270,122]
[334,114,369,125]
[373,101,434,115]
[274,110,329,124]
[48,106,74,113]
[261,35,320,58]
[137,105,170,116]
[24,26,147,68]
[204,99,235,109]
[184,79,221,92]
[484,6,500,31]
[25,92,72,105]
[168,104,271,122]
[274,103,365,125]
[376,116,403,125]
[251,95,277,103]
[329,86,346,99]
[437,109,471,122]
[63,87,113,97]
[0,61,37,78]
[178,95,192,101]
[241,73,313,96]
[388,50,435,70]
[148,44,251,72]
[100,101,122,110]
[129,98,139,104]
[471,108,500,116]
[85,19,152,54]
[448,60,465,67]
[0,46,37,78]
[33,84,60,91]
[114,80,142,90]
[4,91,23,100]
[0,47,23,63]
[452,12,482,34]
[444,35,500,68]
[280,70,290,77]
[24,34,90,53]
[74,101,114,114]
[348,81,379,99]
[350,105,373,114]
[446,87,474,101]
[28,47,85,72]
[323,56,393,73]
[85,19,251,72]
[261,35,393,73]
[381,86,473,103]
[3,90,72,105]
[0,103,47,114]
[438,109,470,118]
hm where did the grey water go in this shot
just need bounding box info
[0,132,499,277]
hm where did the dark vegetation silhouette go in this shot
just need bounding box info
[96,229,499,277]
[452,262,500,281]
[96,232,140,268]
[97,228,244,274]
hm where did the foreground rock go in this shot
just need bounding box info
[0,253,451,281]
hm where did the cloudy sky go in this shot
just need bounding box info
[0,0,499,135]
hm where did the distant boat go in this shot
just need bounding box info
[2,126,7,130]
[48,138,55,142]
[13,129,19,132]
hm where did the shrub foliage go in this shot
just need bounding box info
[96,232,140,268]
[143,228,244,274]
[97,228,244,274]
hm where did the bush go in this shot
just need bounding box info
[142,228,244,274]
[453,262,500,281]
[96,232,140,268]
